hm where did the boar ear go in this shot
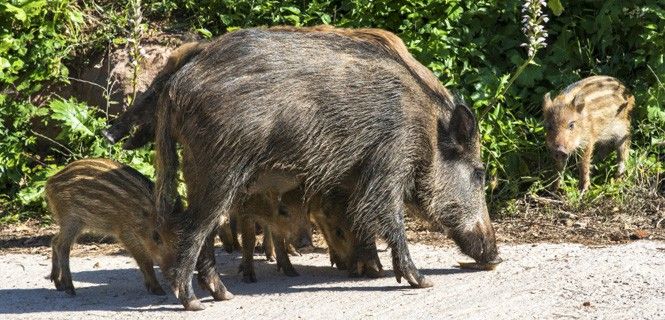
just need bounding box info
[449,103,478,145]
[573,95,585,113]
[542,92,552,110]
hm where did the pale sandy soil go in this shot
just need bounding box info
[0,241,663,319]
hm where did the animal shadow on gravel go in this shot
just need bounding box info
[0,248,472,314]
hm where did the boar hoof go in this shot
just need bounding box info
[412,276,434,288]
[184,299,205,311]
[212,290,234,301]
[238,264,257,283]
[148,285,167,296]
[287,244,301,256]
[392,254,430,288]
[242,273,257,283]
[241,269,257,283]
[65,287,76,296]
[222,243,234,253]
[362,261,384,279]
[282,267,299,277]
[277,262,299,277]
[53,280,65,291]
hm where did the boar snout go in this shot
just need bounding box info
[295,232,313,248]
[553,145,569,160]
[102,128,117,144]
[451,220,499,265]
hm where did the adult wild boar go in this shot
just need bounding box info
[543,75,634,191]
[111,26,500,310]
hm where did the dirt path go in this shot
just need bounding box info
[1,241,663,319]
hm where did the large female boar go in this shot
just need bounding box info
[543,76,634,191]
[46,159,177,296]
[139,26,499,310]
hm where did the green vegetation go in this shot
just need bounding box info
[1,0,663,224]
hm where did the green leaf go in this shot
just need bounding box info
[547,0,564,16]
[197,28,212,39]
[280,6,301,15]
[49,99,94,137]
[3,3,27,22]
[320,13,331,25]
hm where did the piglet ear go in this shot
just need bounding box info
[573,95,585,113]
[449,104,478,145]
[542,92,552,110]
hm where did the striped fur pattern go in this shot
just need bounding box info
[543,75,634,191]
[45,158,175,296]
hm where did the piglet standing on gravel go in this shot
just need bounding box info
[543,75,634,192]
[45,158,233,301]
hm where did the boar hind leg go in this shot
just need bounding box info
[171,208,232,311]
[239,217,257,283]
[274,234,299,277]
[615,136,630,178]
[51,220,82,295]
[262,224,276,262]
[196,231,234,301]
[578,143,595,192]
[119,233,165,296]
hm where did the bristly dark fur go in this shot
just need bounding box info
[110,26,499,309]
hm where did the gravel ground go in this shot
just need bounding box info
[0,241,663,319]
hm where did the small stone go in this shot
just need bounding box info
[573,221,587,228]
[630,229,650,240]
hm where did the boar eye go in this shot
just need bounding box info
[152,231,162,245]
[568,121,575,130]
[335,228,345,240]
[473,167,485,183]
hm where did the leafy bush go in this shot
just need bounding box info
[143,0,665,201]
[1,0,663,224]
[0,0,153,223]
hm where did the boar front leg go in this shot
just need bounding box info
[218,221,237,253]
[552,152,568,192]
[273,233,299,277]
[578,143,595,192]
[239,216,258,283]
[262,224,276,262]
[196,231,234,301]
[616,136,630,178]
[348,239,384,279]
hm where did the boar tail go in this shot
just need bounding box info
[154,92,179,221]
